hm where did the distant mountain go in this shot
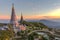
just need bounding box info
[39,19,60,28]
[0,19,60,28]
[26,19,60,28]
[0,19,10,23]
[50,19,60,22]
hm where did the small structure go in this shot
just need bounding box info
[19,13,26,31]
[42,28,49,31]
[0,25,9,30]
[19,24,26,31]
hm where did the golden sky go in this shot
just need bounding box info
[0,0,60,20]
[0,8,60,20]
[46,8,60,16]
[0,15,60,20]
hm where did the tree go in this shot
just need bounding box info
[0,30,14,40]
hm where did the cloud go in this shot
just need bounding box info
[22,15,60,20]
[43,16,60,19]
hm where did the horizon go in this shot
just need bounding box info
[0,15,60,20]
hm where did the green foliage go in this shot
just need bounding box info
[0,23,6,27]
[0,20,49,40]
[19,21,48,30]
[28,32,38,40]
[28,35,34,40]
[0,30,14,40]
[17,31,26,36]
[38,35,48,40]
[0,23,14,40]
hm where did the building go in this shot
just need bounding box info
[10,3,19,34]
[0,25,9,30]
[19,13,26,30]
[19,13,23,24]
[10,3,26,34]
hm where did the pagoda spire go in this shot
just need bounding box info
[10,3,17,25]
[21,12,23,22]
[20,12,23,24]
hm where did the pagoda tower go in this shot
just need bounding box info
[19,13,26,30]
[10,3,17,25]
[10,3,18,34]
[20,13,23,24]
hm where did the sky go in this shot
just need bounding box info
[0,0,60,20]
